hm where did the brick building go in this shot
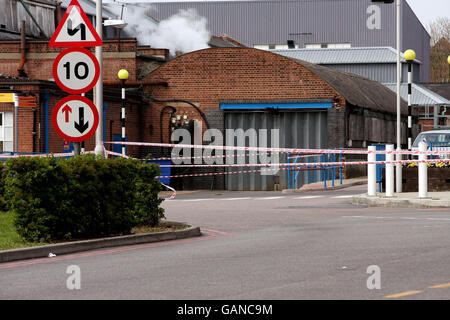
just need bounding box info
[0,39,415,190]
[144,47,412,190]
[0,38,167,155]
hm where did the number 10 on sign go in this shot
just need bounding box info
[53,47,100,95]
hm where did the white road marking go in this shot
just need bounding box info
[294,196,323,199]
[343,216,450,222]
[167,194,357,202]
[253,196,285,200]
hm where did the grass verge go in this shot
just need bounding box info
[0,211,189,251]
[0,211,44,250]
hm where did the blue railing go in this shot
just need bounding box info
[287,151,343,190]
[374,144,386,192]
[430,141,450,159]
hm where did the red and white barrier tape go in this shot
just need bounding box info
[0,152,74,159]
[105,150,131,159]
[105,141,369,155]
[157,167,288,179]
[287,154,324,159]
[157,158,450,179]
[156,158,450,169]
[105,149,178,199]
[105,141,450,156]
[160,182,177,199]
[144,151,281,162]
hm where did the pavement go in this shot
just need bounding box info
[277,175,450,208]
[0,225,201,263]
[282,177,367,192]
[353,192,450,208]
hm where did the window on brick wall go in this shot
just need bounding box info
[0,112,14,152]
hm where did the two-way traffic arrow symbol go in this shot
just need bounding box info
[52,95,99,143]
[62,104,72,122]
[62,105,89,133]
[74,107,89,133]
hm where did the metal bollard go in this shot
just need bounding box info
[385,144,394,197]
[396,150,402,193]
[368,146,376,196]
[418,141,428,198]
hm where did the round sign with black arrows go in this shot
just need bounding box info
[52,95,99,142]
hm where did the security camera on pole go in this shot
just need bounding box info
[49,0,102,155]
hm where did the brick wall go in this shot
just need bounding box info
[0,39,138,82]
[144,47,346,146]
[143,47,348,189]
[0,81,142,155]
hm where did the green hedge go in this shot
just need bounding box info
[0,162,7,211]
[3,155,165,242]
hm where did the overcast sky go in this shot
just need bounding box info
[406,0,449,29]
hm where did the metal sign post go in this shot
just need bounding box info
[50,0,102,155]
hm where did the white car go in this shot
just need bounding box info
[411,130,450,159]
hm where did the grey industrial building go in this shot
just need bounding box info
[272,46,422,83]
[272,46,450,130]
[146,47,412,190]
[149,0,431,82]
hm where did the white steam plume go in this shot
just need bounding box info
[104,4,211,55]
[148,9,211,56]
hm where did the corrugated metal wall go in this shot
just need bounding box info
[402,0,431,83]
[224,110,327,191]
[150,0,429,82]
[324,63,420,83]
[0,0,56,38]
[150,0,395,48]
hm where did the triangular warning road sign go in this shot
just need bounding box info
[49,0,102,47]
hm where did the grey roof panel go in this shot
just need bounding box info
[61,0,116,18]
[422,84,450,101]
[383,83,450,106]
[292,58,408,115]
[271,47,421,64]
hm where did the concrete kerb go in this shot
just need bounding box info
[352,194,450,209]
[0,226,202,263]
[282,179,367,193]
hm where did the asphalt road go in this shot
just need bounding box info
[1,185,450,300]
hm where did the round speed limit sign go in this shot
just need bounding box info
[53,47,100,94]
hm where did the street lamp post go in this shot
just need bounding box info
[118,69,129,156]
[371,0,402,192]
[448,55,450,83]
[404,49,416,155]
[395,0,402,193]
[94,0,105,157]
